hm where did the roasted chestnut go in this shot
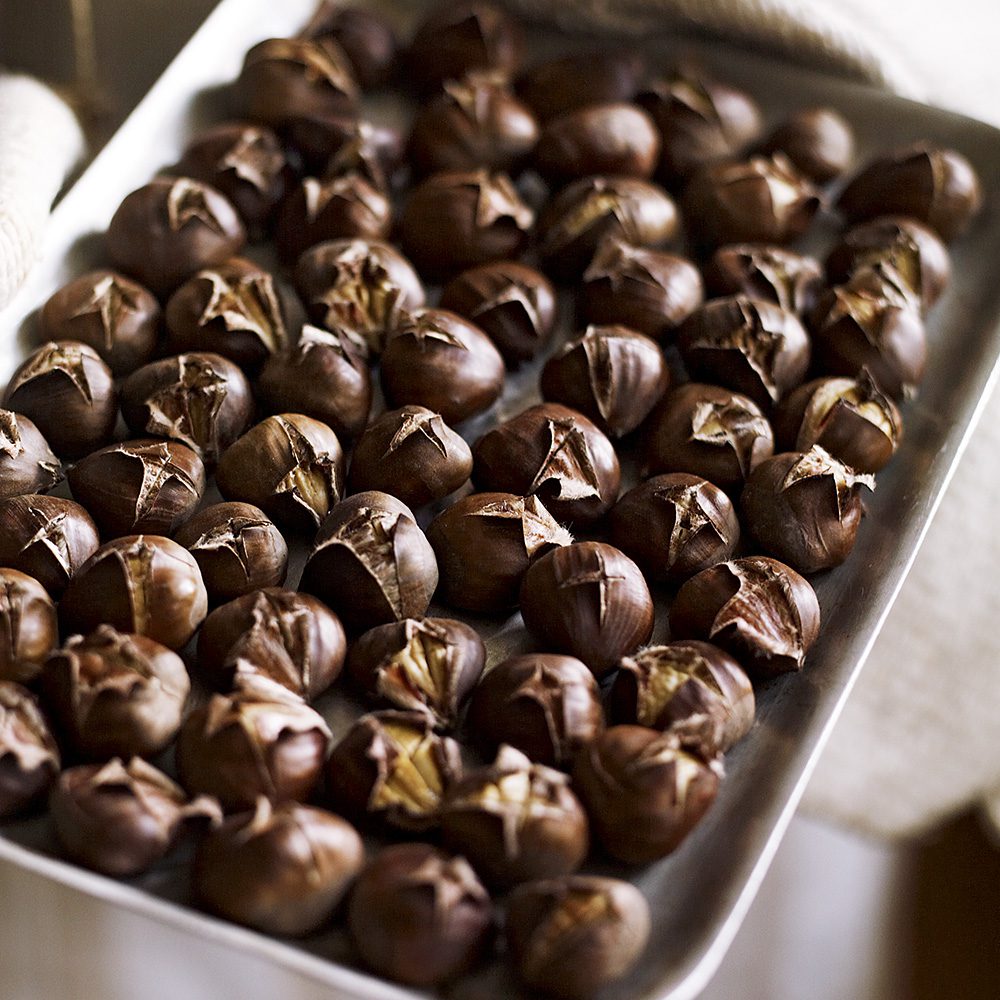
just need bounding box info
[0,681,59,818]
[670,555,821,678]
[0,409,61,500]
[520,542,654,678]
[287,115,403,184]
[300,3,398,89]
[0,569,58,685]
[760,107,854,183]
[704,244,824,317]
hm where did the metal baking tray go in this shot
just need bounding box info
[2,1,1000,998]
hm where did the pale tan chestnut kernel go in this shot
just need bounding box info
[0,409,62,501]
[0,681,60,818]
[325,709,462,832]
[0,569,58,685]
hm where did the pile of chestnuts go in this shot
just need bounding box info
[0,0,984,997]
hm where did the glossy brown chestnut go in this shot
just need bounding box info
[473,403,621,526]
[406,0,524,91]
[287,115,403,183]
[677,296,811,409]
[347,617,485,729]
[174,503,289,605]
[506,875,651,1000]
[348,406,473,507]
[106,177,247,296]
[466,653,603,768]
[194,797,364,936]
[427,492,572,614]
[177,674,331,811]
[408,72,539,176]
[197,588,345,700]
[836,142,982,241]
[4,341,117,460]
[0,495,99,598]
[293,238,425,354]
[609,473,740,584]
[216,413,345,532]
[760,107,854,183]
[538,176,679,280]
[400,169,534,281]
[49,757,220,876]
[380,309,505,424]
[164,258,289,368]
[39,269,160,376]
[176,122,291,230]
[741,446,875,573]
[608,640,754,756]
[581,239,704,341]
[347,843,493,988]
[120,352,254,465]
[299,492,439,634]
[0,569,58,685]
[300,3,398,89]
[573,726,722,864]
[0,681,59,818]
[41,625,190,760]
[773,372,903,474]
[439,261,555,365]
[645,383,774,493]
[0,409,61,500]
[825,215,950,313]
[541,324,669,438]
[68,438,206,539]
[326,710,462,831]
[60,535,208,651]
[520,542,654,678]
[704,244,825,317]
[682,154,822,251]
[670,555,821,678]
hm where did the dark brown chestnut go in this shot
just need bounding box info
[347,617,485,729]
[645,382,774,493]
[380,308,505,424]
[540,324,669,438]
[49,757,220,876]
[0,569,58,685]
[520,542,654,678]
[682,154,822,251]
[677,296,811,409]
[60,535,208,651]
[406,0,524,92]
[760,106,854,184]
[348,406,473,507]
[194,797,364,936]
[400,169,534,281]
[287,115,403,184]
[326,710,462,831]
[196,588,345,700]
[581,238,704,341]
[120,352,254,465]
[0,681,59,818]
[347,843,493,988]
[704,244,825,317]
[538,175,679,280]
[68,438,206,539]
[216,413,345,532]
[836,142,982,241]
[177,674,331,811]
[106,177,247,296]
[300,492,439,634]
[473,403,621,526]
[300,3,398,89]
[773,371,903,474]
[41,625,190,760]
[408,72,539,176]
[466,653,603,768]
[173,503,289,605]
[427,492,572,614]
[0,495,99,598]
[670,555,821,678]
[608,641,754,756]
[573,726,722,864]
[439,260,555,365]
[293,238,425,355]
[38,270,160,376]
[4,341,117,460]
[609,473,740,583]
[0,409,61,500]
